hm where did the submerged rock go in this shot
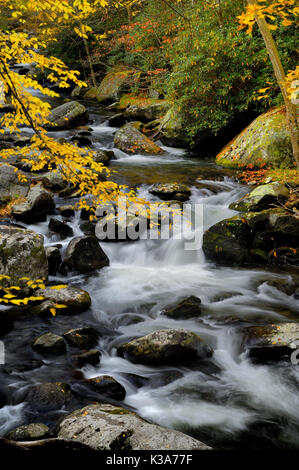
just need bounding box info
[63,327,100,349]
[85,376,126,401]
[45,101,88,131]
[56,403,211,450]
[32,332,66,356]
[62,236,109,274]
[162,296,202,319]
[114,122,163,155]
[0,225,48,288]
[216,107,294,169]
[149,183,191,202]
[230,183,289,212]
[117,328,213,365]
[6,423,49,442]
[35,286,91,314]
[12,183,55,223]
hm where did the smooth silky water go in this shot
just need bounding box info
[0,93,299,449]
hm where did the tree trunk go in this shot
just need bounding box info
[247,0,299,169]
[83,36,97,88]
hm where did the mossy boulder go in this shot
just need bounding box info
[230,182,289,212]
[0,225,48,288]
[45,101,88,131]
[117,328,213,365]
[83,87,98,99]
[32,332,66,356]
[160,106,189,147]
[0,164,30,204]
[35,286,91,314]
[216,107,294,169]
[149,183,191,201]
[114,122,163,155]
[245,323,299,364]
[120,94,170,122]
[12,183,55,223]
[96,69,133,103]
[63,327,100,349]
[56,403,211,450]
[6,423,49,442]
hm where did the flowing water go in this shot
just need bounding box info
[0,93,299,449]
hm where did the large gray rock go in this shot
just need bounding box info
[245,323,299,364]
[117,328,213,365]
[114,122,163,155]
[56,404,211,450]
[149,183,191,202]
[6,423,49,442]
[32,332,66,355]
[96,70,133,103]
[35,286,91,314]
[62,236,109,274]
[45,101,88,131]
[230,182,289,212]
[0,164,30,204]
[12,183,55,223]
[0,225,48,287]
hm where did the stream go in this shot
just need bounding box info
[0,92,299,449]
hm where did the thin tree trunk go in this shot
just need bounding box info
[83,36,97,88]
[247,0,299,169]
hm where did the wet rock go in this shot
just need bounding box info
[79,220,96,236]
[27,382,72,411]
[48,218,74,239]
[96,213,148,242]
[6,423,49,442]
[0,225,48,288]
[4,360,44,374]
[69,134,92,147]
[245,323,299,364]
[73,350,101,368]
[45,246,62,275]
[32,332,66,356]
[162,296,202,319]
[117,328,213,365]
[216,107,294,169]
[0,164,30,203]
[56,403,211,450]
[30,300,57,318]
[85,376,126,401]
[230,183,289,212]
[63,327,100,349]
[12,183,55,223]
[149,183,191,202]
[40,171,68,191]
[92,149,114,165]
[160,106,189,147]
[35,286,91,315]
[108,113,126,127]
[0,311,14,337]
[62,236,109,274]
[45,101,88,131]
[114,122,163,155]
[57,205,75,217]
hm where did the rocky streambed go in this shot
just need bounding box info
[0,90,298,450]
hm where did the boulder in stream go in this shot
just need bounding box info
[149,183,191,202]
[27,382,72,411]
[230,182,289,212]
[0,164,30,204]
[117,328,213,365]
[48,218,74,239]
[73,349,101,368]
[61,236,109,274]
[45,246,62,275]
[56,403,211,450]
[12,183,55,223]
[0,225,48,288]
[114,122,163,155]
[85,376,126,401]
[32,332,66,356]
[162,296,202,319]
[63,327,100,349]
[45,101,88,131]
[6,423,50,442]
[35,286,91,314]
